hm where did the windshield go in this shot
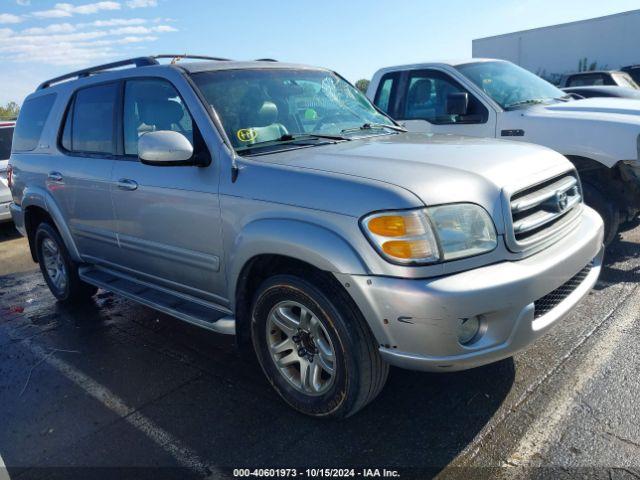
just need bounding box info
[456,61,566,109]
[612,72,640,89]
[191,68,395,153]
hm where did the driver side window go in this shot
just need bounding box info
[401,70,488,125]
[123,79,194,156]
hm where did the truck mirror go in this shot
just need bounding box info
[446,92,469,116]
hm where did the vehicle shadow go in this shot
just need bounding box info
[20,294,515,477]
[594,238,640,290]
[0,221,19,243]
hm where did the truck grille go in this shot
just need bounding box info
[507,172,582,251]
[534,262,593,319]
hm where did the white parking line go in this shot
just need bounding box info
[504,290,640,467]
[24,341,219,478]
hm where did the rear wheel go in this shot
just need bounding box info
[251,273,388,418]
[582,181,620,246]
[35,222,97,303]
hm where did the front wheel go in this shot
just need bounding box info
[251,274,388,418]
[582,181,620,246]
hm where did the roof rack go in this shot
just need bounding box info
[37,54,232,90]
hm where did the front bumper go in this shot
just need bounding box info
[336,206,604,372]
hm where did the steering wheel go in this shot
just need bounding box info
[312,113,356,132]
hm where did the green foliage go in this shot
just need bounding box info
[0,101,20,120]
[355,79,370,93]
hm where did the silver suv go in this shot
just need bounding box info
[9,55,604,417]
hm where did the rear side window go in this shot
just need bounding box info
[374,73,399,115]
[0,127,13,160]
[567,74,607,87]
[61,83,118,155]
[12,94,56,152]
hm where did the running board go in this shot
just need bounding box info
[78,266,235,335]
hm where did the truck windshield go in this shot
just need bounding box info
[456,61,567,110]
[191,68,396,153]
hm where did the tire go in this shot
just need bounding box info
[582,181,620,246]
[251,273,389,418]
[35,222,97,303]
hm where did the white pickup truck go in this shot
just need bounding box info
[367,59,640,244]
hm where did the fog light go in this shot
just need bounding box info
[457,316,481,345]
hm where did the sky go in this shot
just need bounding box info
[1,0,640,104]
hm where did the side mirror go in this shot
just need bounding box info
[138,131,194,166]
[446,92,469,116]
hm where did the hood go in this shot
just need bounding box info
[536,97,640,122]
[258,133,572,209]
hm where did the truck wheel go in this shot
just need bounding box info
[251,273,389,418]
[582,181,620,246]
[35,222,97,303]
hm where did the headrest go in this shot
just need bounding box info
[139,100,185,130]
[257,101,278,126]
[408,79,433,104]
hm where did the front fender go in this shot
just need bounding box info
[21,185,82,262]
[227,218,369,306]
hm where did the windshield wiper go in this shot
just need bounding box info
[279,133,350,141]
[341,123,407,134]
[235,133,349,155]
[504,99,548,110]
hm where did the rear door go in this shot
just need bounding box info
[56,82,119,263]
[109,77,225,302]
[374,69,496,137]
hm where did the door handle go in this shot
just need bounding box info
[47,171,64,183]
[117,179,138,191]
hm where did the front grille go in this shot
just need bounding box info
[508,172,582,250]
[533,262,593,319]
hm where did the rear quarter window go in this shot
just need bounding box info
[0,127,13,160]
[12,94,56,152]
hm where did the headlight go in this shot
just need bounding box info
[361,204,497,265]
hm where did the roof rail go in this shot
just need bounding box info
[154,54,232,63]
[37,56,159,90]
[37,54,233,90]
[255,58,278,62]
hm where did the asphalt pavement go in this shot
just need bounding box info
[0,221,638,480]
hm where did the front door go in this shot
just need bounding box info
[109,77,226,303]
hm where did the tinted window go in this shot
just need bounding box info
[402,70,488,124]
[123,79,193,155]
[0,127,13,160]
[374,73,398,114]
[62,83,117,154]
[12,94,56,152]
[568,74,606,87]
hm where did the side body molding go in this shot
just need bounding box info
[21,185,82,262]
[227,218,369,309]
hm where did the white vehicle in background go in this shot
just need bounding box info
[367,59,640,244]
[0,121,16,223]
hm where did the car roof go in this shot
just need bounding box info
[373,58,506,74]
[565,70,626,76]
[180,60,331,74]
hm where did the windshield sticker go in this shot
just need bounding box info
[237,128,257,142]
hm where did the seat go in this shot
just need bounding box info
[237,88,288,145]
[406,79,436,119]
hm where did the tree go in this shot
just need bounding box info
[0,102,20,120]
[355,79,370,93]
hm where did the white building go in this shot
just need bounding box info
[472,9,640,83]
